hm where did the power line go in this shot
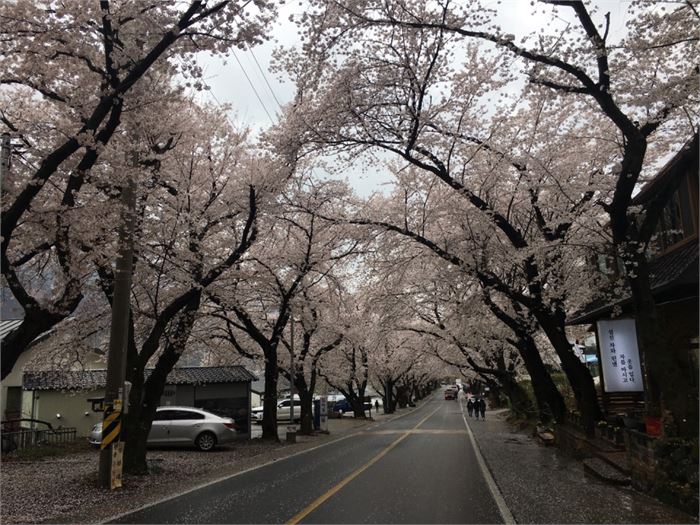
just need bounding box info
[245,44,283,109]
[230,49,276,125]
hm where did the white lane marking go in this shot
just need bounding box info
[459,396,517,524]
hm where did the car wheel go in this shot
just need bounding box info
[195,431,216,451]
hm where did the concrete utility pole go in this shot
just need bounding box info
[98,174,136,489]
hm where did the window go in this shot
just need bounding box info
[154,410,177,421]
[171,410,204,420]
[652,170,699,253]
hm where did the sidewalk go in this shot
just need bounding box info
[465,407,695,524]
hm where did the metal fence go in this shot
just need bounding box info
[1,427,77,452]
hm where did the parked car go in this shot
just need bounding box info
[251,398,302,423]
[89,406,237,451]
[333,398,372,414]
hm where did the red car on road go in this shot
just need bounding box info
[444,389,457,400]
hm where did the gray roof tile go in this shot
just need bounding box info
[23,366,256,391]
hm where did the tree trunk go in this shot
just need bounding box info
[478,357,533,418]
[298,389,314,434]
[123,296,200,474]
[517,335,567,423]
[295,366,316,435]
[535,308,601,435]
[501,376,533,417]
[348,385,368,418]
[396,384,409,408]
[382,378,396,413]
[122,373,159,475]
[261,349,279,441]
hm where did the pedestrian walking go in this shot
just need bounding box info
[466,397,474,417]
[374,399,379,412]
[478,397,486,420]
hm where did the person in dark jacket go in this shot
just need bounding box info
[478,397,486,420]
[466,397,474,417]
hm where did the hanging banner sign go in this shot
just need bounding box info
[596,319,644,393]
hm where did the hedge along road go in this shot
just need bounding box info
[108,394,512,524]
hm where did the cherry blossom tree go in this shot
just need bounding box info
[288,0,699,436]
[277,287,345,434]
[0,0,276,379]
[207,176,363,440]
[99,99,267,474]
[317,295,374,418]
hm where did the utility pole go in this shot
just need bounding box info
[98,173,136,489]
[289,315,295,425]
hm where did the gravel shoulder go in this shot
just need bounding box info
[0,418,374,524]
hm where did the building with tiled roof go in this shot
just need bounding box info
[23,365,256,391]
[567,135,698,424]
[21,365,257,438]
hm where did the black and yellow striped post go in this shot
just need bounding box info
[100,403,121,450]
[100,399,124,489]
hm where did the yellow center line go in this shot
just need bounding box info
[286,405,442,525]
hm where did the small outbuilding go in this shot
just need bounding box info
[22,365,257,438]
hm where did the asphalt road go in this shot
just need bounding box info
[110,394,506,524]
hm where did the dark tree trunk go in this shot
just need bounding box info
[382,377,396,413]
[534,307,601,435]
[472,354,534,418]
[122,370,161,475]
[500,376,533,417]
[294,368,317,435]
[517,335,567,423]
[348,385,368,418]
[482,287,568,424]
[261,349,279,441]
[396,384,409,408]
[123,295,200,474]
[298,389,314,434]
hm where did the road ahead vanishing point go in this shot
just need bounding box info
[109,395,511,524]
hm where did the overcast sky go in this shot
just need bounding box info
[195,1,632,197]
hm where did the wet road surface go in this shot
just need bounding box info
[110,395,505,524]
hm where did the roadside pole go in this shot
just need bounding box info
[320,381,328,432]
[98,174,136,489]
[289,316,295,425]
